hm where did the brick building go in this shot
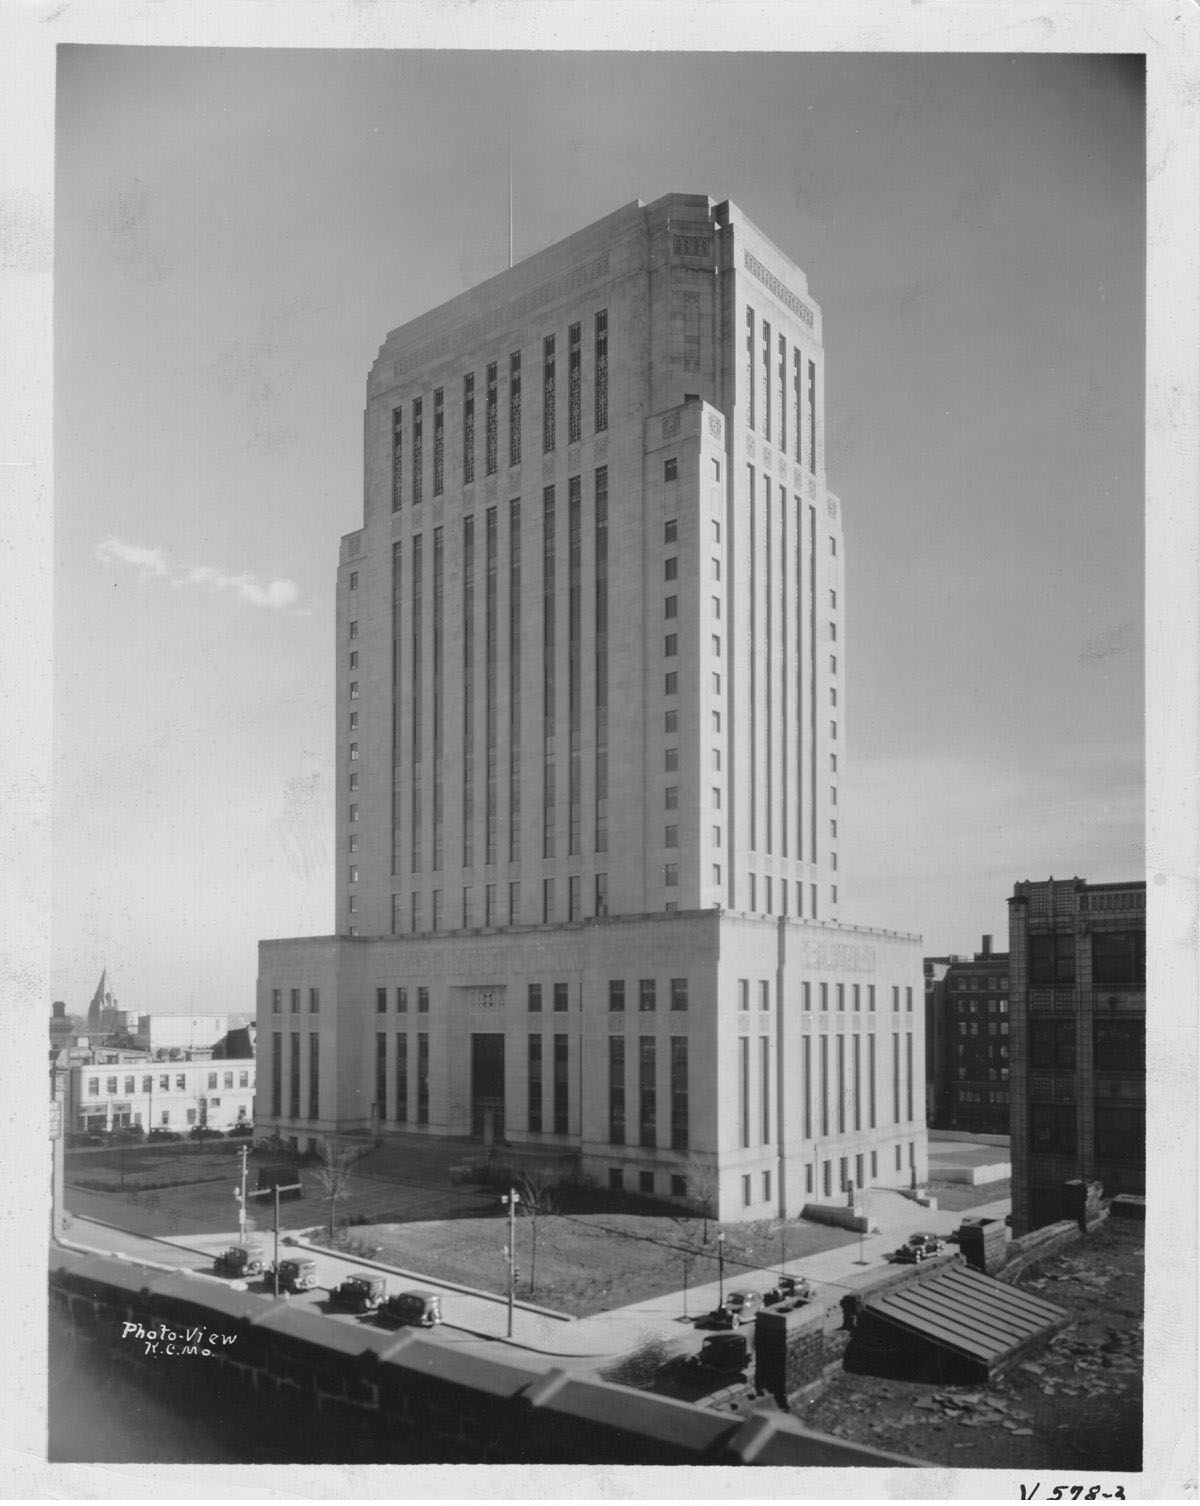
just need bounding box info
[1007,877,1146,1233]
[257,194,927,1222]
[925,937,1012,1133]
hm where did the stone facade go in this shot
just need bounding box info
[1007,877,1146,1234]
[257,194,928,1222]
[925,936,1012,1133]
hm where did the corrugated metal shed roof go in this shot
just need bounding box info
[863,1263,1067,1368]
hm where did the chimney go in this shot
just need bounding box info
[981,935,993,958]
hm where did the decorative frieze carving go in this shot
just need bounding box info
[794,939,876,973]
[662,411,681,439]
[673,234,712,259]
[743,249,815,327]
[707,412,723,441]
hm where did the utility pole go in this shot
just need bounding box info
[501,1187,520,1337]
[717,1230,726,1307]
[247,1176,301,1297]
[236,1143,249,1240]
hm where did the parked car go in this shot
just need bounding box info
[892,1232,946,1264]
[189,1126,223,1141]
[272,1257,318,1293]
[329,1273,387,1313]
[708,1290,764,1328]
[147,1128,183,1142]
[214,1242,267,1278]
[67,1132,105,1147]
[764,1274,812,1307]
[226,1122,254,1137]
[377,1290,442,1329]
[687,1332,750,1376]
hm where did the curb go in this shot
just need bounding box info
[291,1234,575,1323]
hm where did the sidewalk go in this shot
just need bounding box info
[55,1191,1011,1365]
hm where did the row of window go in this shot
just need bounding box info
[953,997,1010,1013]
[390,312,608,511]
[744,304,818,474]
[798,1031,917,1137]
[387,872,611,934]
[607,1034,688,1150]
[82,1105,248,1129]
[804,1142,917,1198]
[271,988,320,1013]
[86,1071,249,1095]
[950,975,1011,991]
[1028,1017,1145,1072]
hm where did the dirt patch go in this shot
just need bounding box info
[797,1218,1143,1471]
[316,1206,859,1318]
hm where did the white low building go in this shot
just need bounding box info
[70,1055,255,1134]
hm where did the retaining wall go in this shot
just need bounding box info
[49,1247,916,1467]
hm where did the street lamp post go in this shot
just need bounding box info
[501,1188,520,1337]
[717,1230,726,1307]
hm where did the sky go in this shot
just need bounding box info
[51,45,1146,1013]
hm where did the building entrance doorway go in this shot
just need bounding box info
[471,1033,505,1142]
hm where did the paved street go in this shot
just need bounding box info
[58,1181,1011,1370]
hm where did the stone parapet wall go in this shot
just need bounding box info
[49,1247,915,1467]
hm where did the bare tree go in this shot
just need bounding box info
[517,1167,558,1294]
[681,1155,720,1241]
[314,1135,360,1238]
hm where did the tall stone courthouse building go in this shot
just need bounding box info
[258,196,927,1221]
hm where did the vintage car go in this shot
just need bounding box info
[892,1232,946,1264]
[764,1273,813,1307]
[214,1242,267,1278]
[377,1290,443,1329]
[708,1289,764,1329]
[328,1273,387,1313]
[273,1256,318,1293]
[687,1332,750,1376]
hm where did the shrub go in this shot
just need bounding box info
[600,1335,675,1390]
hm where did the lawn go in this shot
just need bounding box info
[65,1139,262,1192]
[318,1202,859,1318]
[924,1177,1011,1212]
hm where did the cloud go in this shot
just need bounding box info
[95,537,304,613]
[95,537,170,579]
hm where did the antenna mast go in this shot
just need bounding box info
[508,131,514,269]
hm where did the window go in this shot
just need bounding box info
[175,1074,185,1091]
[664,672,678,696]
[290,988,300,1013]
[712,864,721,884]
[664,457,678,482]
[639,979,656,1012]
[376,988,387,1014]
[1030,1017,1075,1069]
[348,866,358,884]
[271,989,282,1013]
[594,309,608,431]
[609,1036,625,1145]
[665,634,678,657]
[349,833,359,852]
[543,334,556,452]
[639,1036,657,1147]
[712,635,721,657]
[553,981,569,1013]
[349,772,358,790]
[665,519,678,543]
[836,983,845,1011]
[608,979,625,1012]
[396,986,408,1012]
[664,785,678,810]
[1092,930,1146,988]
[664,556,678,580]
[712,596,721,622]
[664,710,677,734]
[712,557,720,580]
[349,743,358,761]
[417,986,429,1013]
[528,983,543,1012]
[712,749,721,770]
[1029,930,1075,986]
[713,825,721,845]
[742,1174,752,1207]
[665,824,678,848]
[664,863,678,887]
[568,322,582,443]
[665,747,678,771]
[670,978,688,1011]
[528,1035,543,1133]
[664,595,678,619]
[739,979,750,1011]
[760,980,770,1011]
